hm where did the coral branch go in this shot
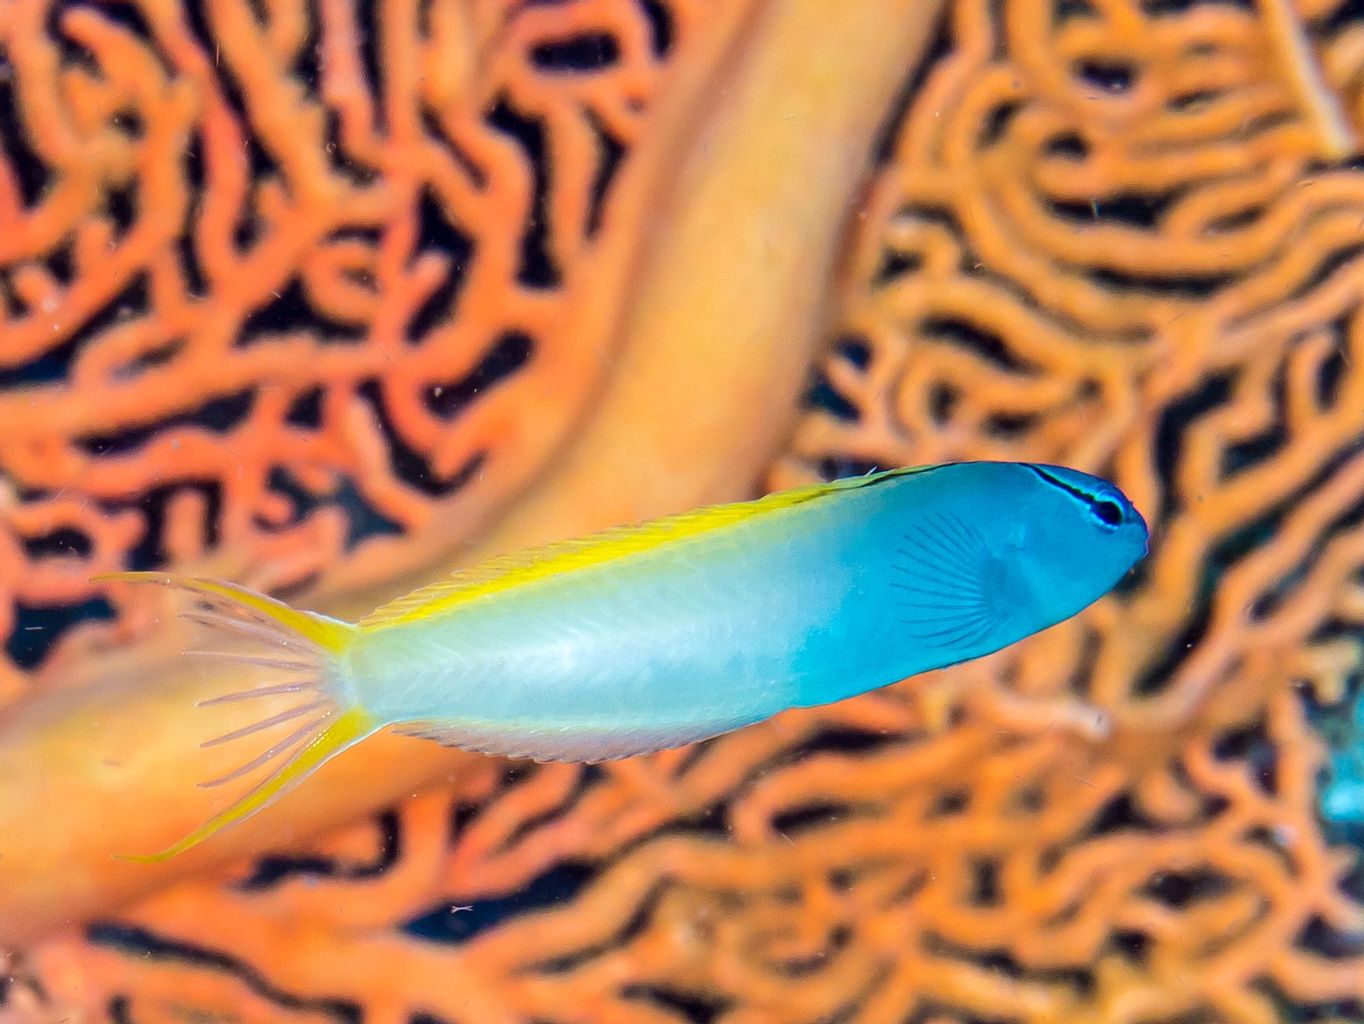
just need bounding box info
[1261,0,1357,158]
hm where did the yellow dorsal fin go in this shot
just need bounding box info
[361,465,933,628]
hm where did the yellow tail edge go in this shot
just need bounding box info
[95,572,374,861]
[115,707,376,864]
[94,571,356,653]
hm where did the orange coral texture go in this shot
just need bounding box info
[4,0,1364,1022]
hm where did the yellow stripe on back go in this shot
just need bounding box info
[361,465,933,629]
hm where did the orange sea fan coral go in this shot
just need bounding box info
[0,0,709,690]
[6,0,1364,1022]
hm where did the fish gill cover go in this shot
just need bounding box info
[2,0,1364,1022]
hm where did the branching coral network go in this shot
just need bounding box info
[3,0,1364,1022]
[0,0,711,696]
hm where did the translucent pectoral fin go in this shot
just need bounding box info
[890,513,1001,651]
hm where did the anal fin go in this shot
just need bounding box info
[394,715,758,763]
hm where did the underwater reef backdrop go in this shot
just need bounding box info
[2,0,1364,1022]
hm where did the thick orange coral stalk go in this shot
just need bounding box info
[0,0,945,944]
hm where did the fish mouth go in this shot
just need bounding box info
[1129,504,1151,559]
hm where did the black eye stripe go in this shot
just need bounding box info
[1024,465,1120,522]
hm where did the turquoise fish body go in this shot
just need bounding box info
[348,461,1148,759]
[106,460,1149,861]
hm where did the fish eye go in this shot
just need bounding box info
[1023,465,1127,531]
[1092,499,1124,529]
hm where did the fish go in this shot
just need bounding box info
[98,460,1148,861]
[1320,689,1364,828]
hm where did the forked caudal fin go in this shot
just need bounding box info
[94,573,376,862]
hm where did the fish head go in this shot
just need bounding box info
[997,463,1148,627]
[885,462,1147,657]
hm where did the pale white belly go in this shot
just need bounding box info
[343,529,854,759]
